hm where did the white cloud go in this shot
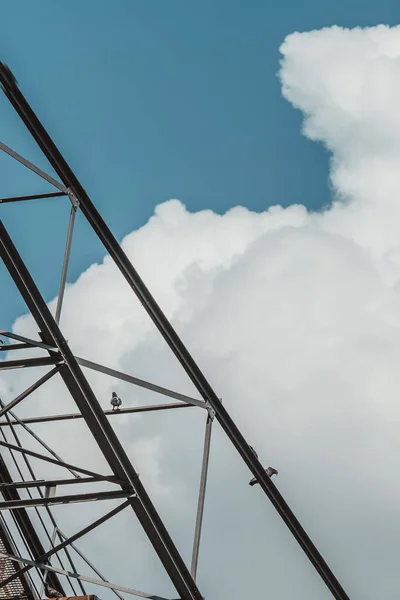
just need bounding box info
[3,23,400,600]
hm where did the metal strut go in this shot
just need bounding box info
[0,454,65,595]
[0,61,351,600]
[0,220,203,600]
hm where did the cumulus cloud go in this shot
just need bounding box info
[3,23,400,600]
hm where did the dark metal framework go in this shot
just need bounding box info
[0,506,36,600]
[0,62,352,599]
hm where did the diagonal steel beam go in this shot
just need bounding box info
[0,343,34,351]
[76,356,206,408]
[0,398,81,478]
[191,414,213,580]
[0,454,65,594]
[0,140,66,192]
[0,355,60,370]
[0,191,66,204]
[2,409,84,595]
[0,366,60,418]
[0,220,202,600]
[1,551,168,600]
[55,203,76,324]
[0,331,204,407]
[0,439,119,482]
[56,527,125,600]
[0,475,118,490]
[0,490,131,510]
[0,513,37,599]
[0,500,130,589]
[0,330,56,351]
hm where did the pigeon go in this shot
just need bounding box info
[110,391,122,411]
[249,466,278,486]
[45,585,64,599]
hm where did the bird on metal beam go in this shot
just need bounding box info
[249,466,278,486]
[110,391,122,411]
[248,445,278,486]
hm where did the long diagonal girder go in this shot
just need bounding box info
[0,519,34,600]
[1,500,131,589]
[0,454,64,595]
[0,62,352,599]
[0,221,203,600]
[0,366,60,419]
[1,551,169,600]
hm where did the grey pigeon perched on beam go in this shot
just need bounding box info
[249,466,278,486]
[110,391,122,411]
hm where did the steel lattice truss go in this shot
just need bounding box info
[0,62,352,600]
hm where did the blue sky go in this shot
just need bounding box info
[0,0,398,327]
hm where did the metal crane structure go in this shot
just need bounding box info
[0,62,352,600]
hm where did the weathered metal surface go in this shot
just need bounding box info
[0,523,34,600]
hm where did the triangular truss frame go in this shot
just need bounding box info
[0,62,351,600]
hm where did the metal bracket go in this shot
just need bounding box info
[205,401,215,420]
[44,485,57,499]
[67,189,80,210]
